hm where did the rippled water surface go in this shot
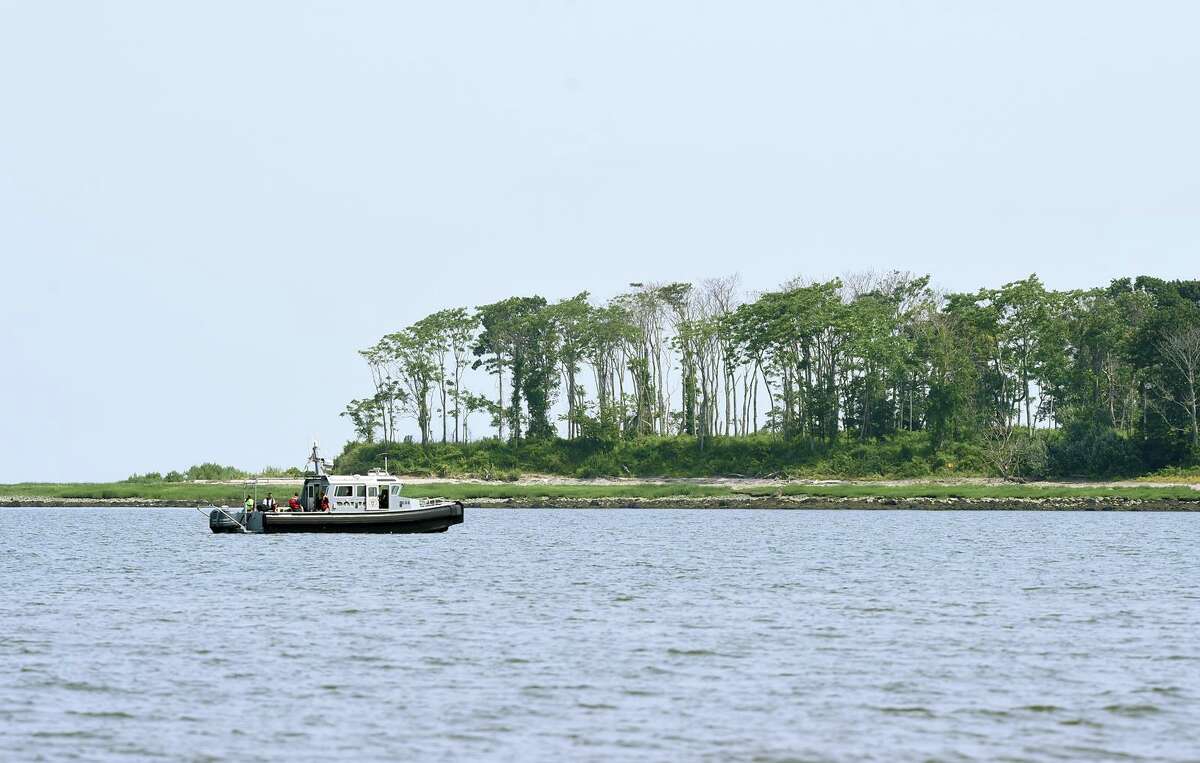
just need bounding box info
[1,508,1197,761]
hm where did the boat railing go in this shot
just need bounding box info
[195,501,248,533]
[417,497,459,507]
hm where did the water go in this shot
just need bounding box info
[1,508,1197,761]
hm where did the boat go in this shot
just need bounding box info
[208,444,464,534]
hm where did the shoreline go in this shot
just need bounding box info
[4,495,1198,511]
[5,475,1199,511]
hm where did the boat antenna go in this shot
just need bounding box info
[308,440,327,477]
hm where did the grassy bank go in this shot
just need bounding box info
[0,482,303,503]
[1137,466,1200,485]
[359,482,1200,502]
[4,480,1198,504]
[739,483,1200,502]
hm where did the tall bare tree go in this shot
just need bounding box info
[1159,326,1200,449]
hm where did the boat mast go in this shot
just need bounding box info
[308,441,327,477]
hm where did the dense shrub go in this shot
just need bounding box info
[1046,423,1144,478]
[125,472,163,483]
[259,465,304,478]
[184,463,248,481]
[332,431,993,479]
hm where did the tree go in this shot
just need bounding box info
[443,308,481,443]
[473,296,552,442]
[580,301,637,440]
[472,299,516,441]
[461,393,495,442]
[1056,287,1144,435]
[918,310,977,449]
[1158,325,1200,450]
[341,397,383,442]
[614,285,675,436]
[359,345,400,443]
[367,327,440,444]
[989,275,1066,432]
[547,293,592,439]
[348,272,1199,477]
[415,308,478,443]
[518,301,560,439]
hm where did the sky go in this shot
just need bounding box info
[1,1,1197,482]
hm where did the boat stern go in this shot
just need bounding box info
[208,509,265,533]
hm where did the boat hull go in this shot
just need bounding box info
[209,502,464,534]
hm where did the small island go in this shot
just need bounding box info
[6,274,1198,511]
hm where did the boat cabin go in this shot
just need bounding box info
[300,469,418,512]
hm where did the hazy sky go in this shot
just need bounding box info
[2,1,1197,481]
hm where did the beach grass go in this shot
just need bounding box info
[739,483,1200,501]
[398,483,736,500]
[0,481,734,503]
[1136,466,1200,485]
[0,482,304,503]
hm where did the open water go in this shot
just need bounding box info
[0,507,1197,761]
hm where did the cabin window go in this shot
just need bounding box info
[356,485,366,497]
[367,487,377,497]
[306,485,314,498]
[391,485,401,496]
[334,486,354,497]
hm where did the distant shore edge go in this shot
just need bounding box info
[5,496,1198,511]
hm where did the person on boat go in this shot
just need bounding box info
[244,495,254,513]
[287,492,302,511]
[263,493,277,511]
[319,493,331,512]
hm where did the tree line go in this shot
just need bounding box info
[125,463,305,483]
[343,273,1200,476]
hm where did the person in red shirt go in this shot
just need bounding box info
[320,494,331,512]
[287,493,302,511]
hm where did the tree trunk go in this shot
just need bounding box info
[497,354,505,441]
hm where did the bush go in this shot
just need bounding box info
[125,472,163,483]
[1016,434,1049,480]
[331,431,984,479]
[982,430,1048,481]
[185,463,248,481]
[1046,423,1143,478]
[259,465,305,478]
[575,452,620,478]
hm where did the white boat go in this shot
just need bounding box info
[208,445,463,534]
